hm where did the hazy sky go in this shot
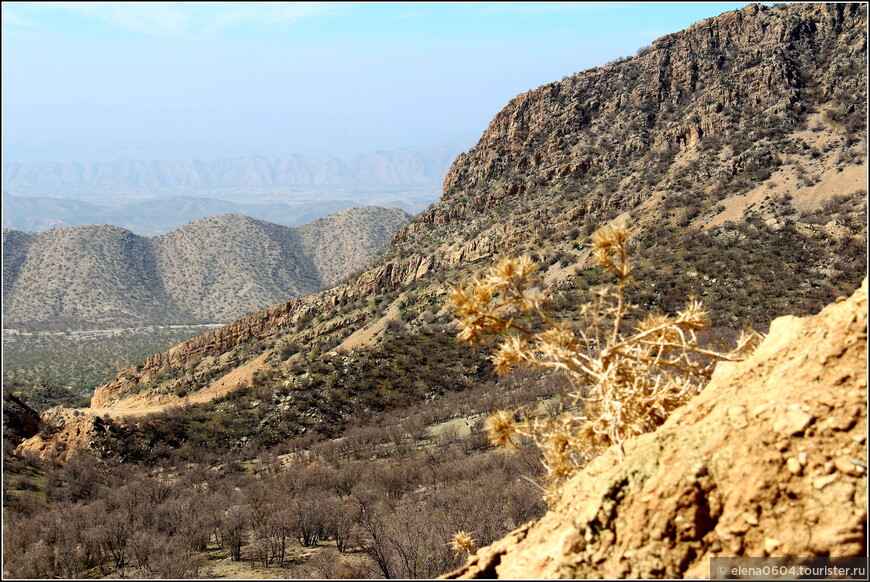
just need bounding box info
[2,2,753,163]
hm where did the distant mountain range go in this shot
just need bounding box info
[2,146,460,191]
[1,146,461,235]
[1,193,362,236]
[2,207,411,331]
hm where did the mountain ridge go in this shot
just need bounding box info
[0,192,367,236]
[2,207,411,331]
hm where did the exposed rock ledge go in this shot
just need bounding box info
[445,279,867,579]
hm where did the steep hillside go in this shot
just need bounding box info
[2,224,174,330]
[295,206,416,287]
[446,278,867,578]
[2,207,410,330]
[84,2,865,415]
[397,1,867,325]
[151,214,319,323]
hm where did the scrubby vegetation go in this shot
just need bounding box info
[632,212,867,328]
[2,326,215,395]
[3,363,555,579]
[4,306,562,578]
[3,380,88,412]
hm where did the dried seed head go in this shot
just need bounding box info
[537,325,578,361]
[590,222,628,262]
[450,531,478,555]
[488,255,538,288]
[492,334,530,375]
[542,429,576,481]
[590,222,627,253]
[677,298,709,329]
[486,410,519,448]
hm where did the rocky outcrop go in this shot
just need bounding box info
[90,298,300,408]
[14,407,128,462]
[90,281,377,408]
[445,279,867,579]
[405,2,866,234]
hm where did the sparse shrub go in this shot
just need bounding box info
[449,222,761,502]
[384,318,406,334]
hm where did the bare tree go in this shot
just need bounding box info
[221,505,249,561]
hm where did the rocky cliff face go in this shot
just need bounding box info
[410,2,865,233]
[85,3,865,414]
[446,278,867,579]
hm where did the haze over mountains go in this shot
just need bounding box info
[4,4,867,580]
[2,145,462,235]
[2,207,411,331]
[2,146,460,190]
[2,193,363,236]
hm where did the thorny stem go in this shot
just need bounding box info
[609,251,630,347]
[639,342,754,362]
[449,223,760,503]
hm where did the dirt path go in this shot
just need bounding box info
[2,323,224,339]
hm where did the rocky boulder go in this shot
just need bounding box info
[446,279,867,578]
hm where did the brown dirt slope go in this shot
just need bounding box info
[446,279,867,579]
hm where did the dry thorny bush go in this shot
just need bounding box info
[448,222,762,505]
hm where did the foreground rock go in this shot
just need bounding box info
[446,279,867,579]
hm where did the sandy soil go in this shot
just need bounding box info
[335,293,406,352]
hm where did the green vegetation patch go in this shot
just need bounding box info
[2,326,216,395]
